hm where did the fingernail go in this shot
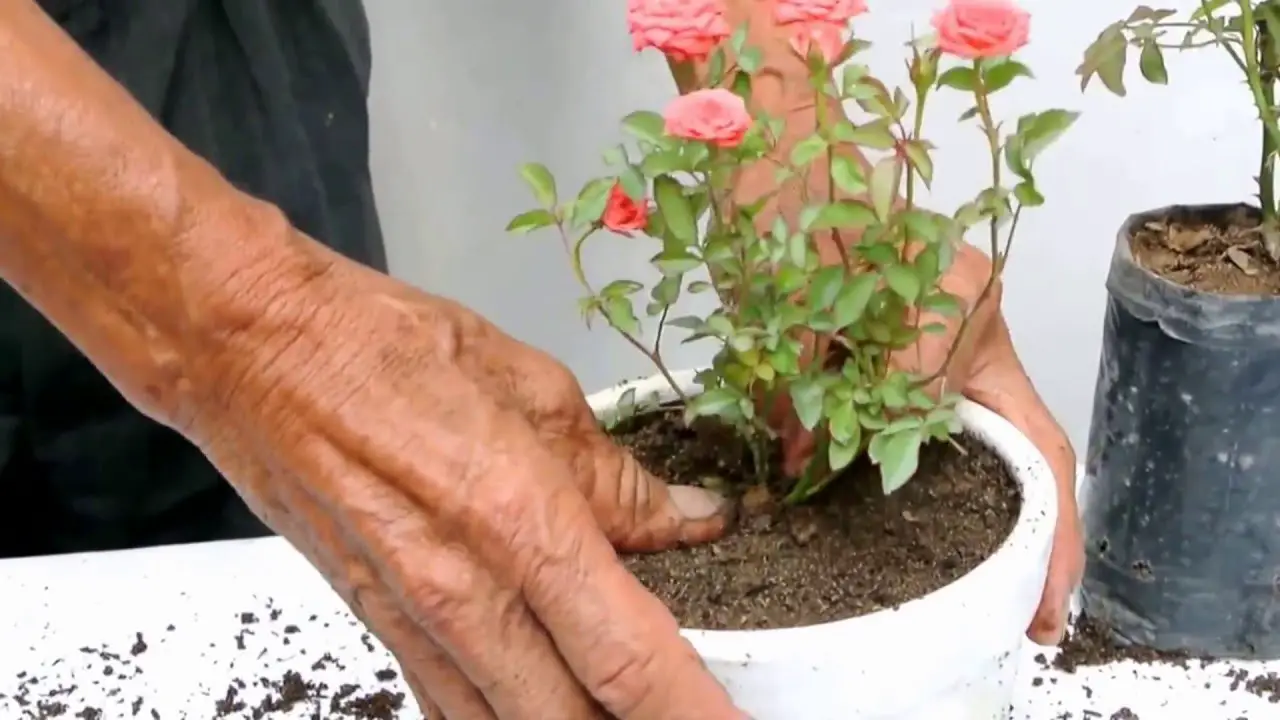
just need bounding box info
[669,485,728,520]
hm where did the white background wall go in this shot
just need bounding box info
[365,0,1257,452]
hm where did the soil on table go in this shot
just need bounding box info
[613,409,1021,631]
[1038,612,1280,704]
[1,604,408,720]
[1129,205,1280,295]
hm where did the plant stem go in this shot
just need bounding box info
[914,64,1001,392]
[1240,0,1280,223]
[1257,4,1279,220]
[816,95,853,273]
[556,222,688,403]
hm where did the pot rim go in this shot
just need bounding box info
[587,368,1057,656]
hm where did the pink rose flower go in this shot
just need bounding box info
[663,89,752,148]
[788,21,847,63]
[931,0,1030,59]
[774,0,868,25]
[602,184,649,232]
[627,0,731,62]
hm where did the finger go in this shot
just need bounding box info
[575,431,732,552]
[268,475,498,719]
[958,328,1083,646]
[479,349,732,552]
[513,492,743,718]
[292,435,607,720]
[1028,505,1084,644]
[1027,568,1073,645]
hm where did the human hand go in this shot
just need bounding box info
[176,238,744,719]
[772,241,1083,645]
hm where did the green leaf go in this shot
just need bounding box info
[1138,39,1168,84]
[505,209,556,234]
[1078,25,1128,96]
[601,279,644,297]
[653,249,701,275]
[641,150,687,177]
[602,296,640,335]
[790,134,828,168]
[828,401,859,445]
[1013,181,1045,207]
[838,120,898,150]
[808,266,845,310]
[902,140,934,187]
[569,178,614,227]
[1190,0,1229,20]
[789,378,825,431]
[667,314,706,331]
[828,436,860,472]
[685,388,739,421]
[653,176,697,243]
[901,210,944,245]
[884,264,921,303]
[622,110,666,144]
[518,163,557,208]
[936,66,978,91]
[921,291,962,315]
[619,166,647,201]
[739,47,764,74]
[1128,6,1177,22]
[868,427,925,494]
[982,59,1034,93]
[831,155,868,195]
[832,272,878,328]
[808,200,877,231]
[1020,109,1080,162]
[869,157,900,221]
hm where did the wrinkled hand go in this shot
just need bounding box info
[178,241,743,720]
[773,242,1083,644]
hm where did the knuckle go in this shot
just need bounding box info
[587,647,660,717]
[395,544,481,635]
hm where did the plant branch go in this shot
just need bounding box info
[913,63,1002,392]
[555,221,688,402]
[1239,0,1280,223]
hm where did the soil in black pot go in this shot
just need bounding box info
[1129,205,1280,295]
[613,409,1021,630]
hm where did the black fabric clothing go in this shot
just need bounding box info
[0,0,385,558]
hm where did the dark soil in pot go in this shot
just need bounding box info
[613,409,1021,630]
[1128,204,1280,294]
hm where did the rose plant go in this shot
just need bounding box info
[507,0,1075,502]
[1074,1,1280,660]
[1082,1,1280,257]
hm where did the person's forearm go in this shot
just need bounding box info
[0,2,318,425]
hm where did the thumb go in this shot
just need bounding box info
[576,433,732,552]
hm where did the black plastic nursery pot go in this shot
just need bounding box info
[1081,203,1280,659]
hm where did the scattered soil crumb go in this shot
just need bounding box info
[1049,613,1280,704]
[1053,613,1196,672]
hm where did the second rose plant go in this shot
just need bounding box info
[508,0,1076,500]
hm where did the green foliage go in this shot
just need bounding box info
[508,26,1072,502]
[1081,2,1280,227]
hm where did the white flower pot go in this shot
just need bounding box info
[587,369,1057,720]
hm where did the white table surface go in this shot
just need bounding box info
[0,537,1276,719]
